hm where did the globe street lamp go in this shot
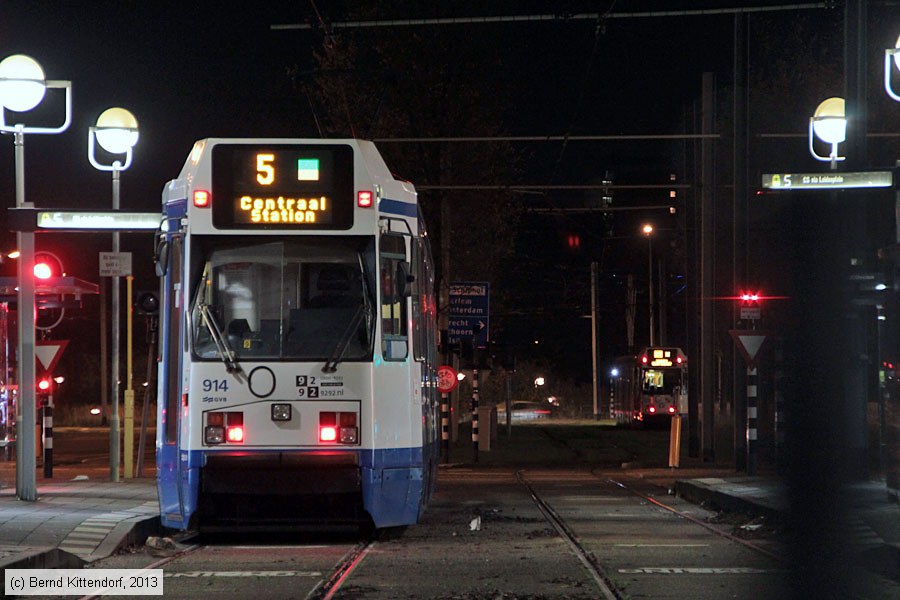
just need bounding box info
[89,107,139,482]
[0,54,72,501]
[884,34,900,102]
[643,224,656,346]
[808,97,847,170]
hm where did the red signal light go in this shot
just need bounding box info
[320,426,337,442]
[37,379,51,391]
[668,406,677,414]
[647,405,657,414]
[193,189,211,208]
[567,234,581,249]
[33,251,64,280]
[357,190,374,208]
[34,263,53,280]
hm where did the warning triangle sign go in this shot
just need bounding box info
[35,340,69,374]
[729,330,769,368]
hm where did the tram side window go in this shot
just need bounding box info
[380,233,408,360]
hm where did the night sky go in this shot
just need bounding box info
[0,2,895,389]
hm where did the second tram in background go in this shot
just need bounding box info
[610,347,688,426]
[154,138,438,532]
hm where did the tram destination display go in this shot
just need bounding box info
[212,144,355,229]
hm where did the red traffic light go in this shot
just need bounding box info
[37,378,52,392]
[33,251,64,280]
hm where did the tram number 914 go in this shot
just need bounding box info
[202,379,229,393]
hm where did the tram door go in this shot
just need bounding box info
[156,236,186,527]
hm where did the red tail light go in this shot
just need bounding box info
[357,190,373,208]
[668,406,677,414]
[647,405,657,414]
[205,411,243,444]
[320,411,359,444]
[226,426,244,443]
[320,426,337,442]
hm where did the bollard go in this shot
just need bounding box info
[668,414,681,468]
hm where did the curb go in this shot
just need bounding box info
[0,548,86,596]
[675,479,788,526]
[90,515,161,562]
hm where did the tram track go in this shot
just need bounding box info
[517,468,794,600]
[305,540,376,600]
[516,470,623,600]
[604,476,785,563]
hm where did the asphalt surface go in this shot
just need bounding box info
[0,424,898,598]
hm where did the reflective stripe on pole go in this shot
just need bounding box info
[747,367,758,476]
[441,392,450,463]
[42,397,52,479]
[472,368,479,463]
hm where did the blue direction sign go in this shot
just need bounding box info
[448,281,490,347]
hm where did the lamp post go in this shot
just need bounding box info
[0,54,72,501]
[89,107,139,482]
[808,97,847,170]
[643,224,655,346]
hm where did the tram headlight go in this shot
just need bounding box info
[319,411,359,445]
[271,403,292,421]
[205,425,225,444]
[339,427,358,444]
[204,411,244,444]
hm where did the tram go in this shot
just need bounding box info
[610,347,687,426]
[154,138,438,531]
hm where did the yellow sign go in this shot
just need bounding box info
[236,195,329,224]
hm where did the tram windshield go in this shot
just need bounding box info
[641,369,681,394]
[190,236,376,362]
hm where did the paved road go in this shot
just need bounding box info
[71,467,810,600]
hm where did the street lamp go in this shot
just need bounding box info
[643,223,655,346]
[0,54,72,501]
[89,107,139,482]
[884,34,900,102]
[808,97,846,169]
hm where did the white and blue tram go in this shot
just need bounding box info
[154,138,439,531]
[610,347,688,426]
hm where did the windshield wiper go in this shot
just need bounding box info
[322,304,366,374]
[198,298,244,379]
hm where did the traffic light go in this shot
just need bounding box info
[136,291,160,315]
[739,291,761,305]
[33,251,64,280]
[566,233,581,250]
